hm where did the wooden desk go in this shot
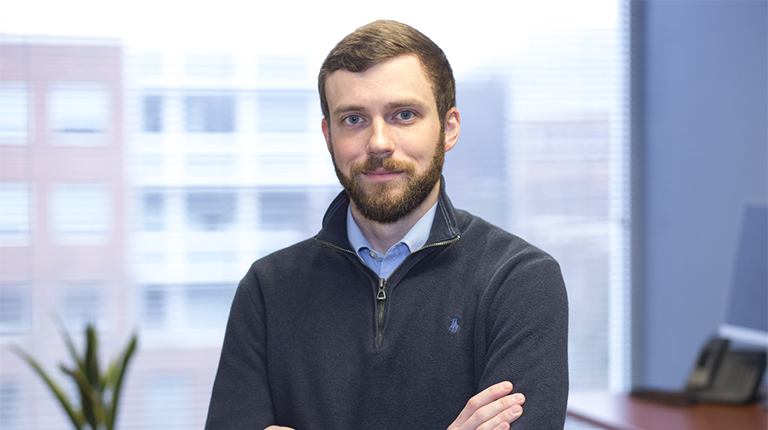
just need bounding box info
[567,391,767,430]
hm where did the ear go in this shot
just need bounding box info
[443,107,460,153]
[321,118,332,153]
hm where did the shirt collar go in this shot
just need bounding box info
[347,202,438,256]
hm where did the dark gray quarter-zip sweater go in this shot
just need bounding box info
[205,181,569,429]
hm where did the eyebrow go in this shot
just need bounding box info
[331,98,429,117]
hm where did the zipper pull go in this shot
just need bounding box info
[377,278,386,300]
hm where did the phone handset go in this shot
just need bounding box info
[685,337,729,392]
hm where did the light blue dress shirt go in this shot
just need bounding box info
[346,202,437,280]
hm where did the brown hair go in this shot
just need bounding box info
[318,20,455,127]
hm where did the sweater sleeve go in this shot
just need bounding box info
[205,269,276,430]
[480,253,569,429]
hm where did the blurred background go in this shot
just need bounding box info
[13,0,761,428]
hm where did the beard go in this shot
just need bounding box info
[331,132,445,224]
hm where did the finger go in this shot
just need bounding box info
[471,398,524,430]
[449,382,515,428]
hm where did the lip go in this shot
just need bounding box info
[362,169,403,182]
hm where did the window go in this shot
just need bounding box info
[143,286,167,329]
[146,375,189,430]
[59,284,102,331]
[142,192,165,231]
[143,95,163,133]
[5,2,631,429]
[142,283,235,331]
[257,91,311,133]
[0,286,30,333]
[49,84,109,138]
[0,381,21,430]
[51,184,110,238]
[259,190,309,230]
[185,192,236,230]
[0,184,30,243]
[185,284,235,328]
[0,84,29,143]
[184,95,235,133]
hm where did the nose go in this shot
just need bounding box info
[367,117,395,156]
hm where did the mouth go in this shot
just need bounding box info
[361,168,404,182]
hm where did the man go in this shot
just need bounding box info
[206,20,568,430]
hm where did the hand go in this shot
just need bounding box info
[264,426,295,430]
[447,381,525,430]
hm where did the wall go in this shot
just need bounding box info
[638,0,768,389]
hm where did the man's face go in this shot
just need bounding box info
[321,55,459,224]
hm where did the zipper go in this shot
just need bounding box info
[317,235,461,348]
[376,278,387,347]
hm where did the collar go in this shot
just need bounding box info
[346,201,438,256]
[316,176,462,253]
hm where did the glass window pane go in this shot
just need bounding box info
[185,284,235,328]
[142,192,165,231]
[259,190,308,230]
[0,84,29,142]
[185,192,236,230]
[0,381,21,430]
[143,286,167,329]
[146,375,188,430]
[60,284,102,330]
[0,184,30,235]
[184,95,235,133]
[52,184,110,235]
[143,95,163,132]
[49,85,109,134]
[0,286,30,333]
[258,92,310,133]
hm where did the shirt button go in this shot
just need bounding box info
[368,250,377,258]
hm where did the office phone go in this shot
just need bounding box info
[683,337,766,404]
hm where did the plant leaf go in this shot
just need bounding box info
[61,364,99,429]
[105,333,137,430]
[12,346,84,430]
[85,324,101,391]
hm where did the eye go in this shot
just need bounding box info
[396,110,416,121]
[343,115,362,125]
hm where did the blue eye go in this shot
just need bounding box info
[344,115,361,125]
[397,111,415,120]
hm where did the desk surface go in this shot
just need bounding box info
[567,391,767,430]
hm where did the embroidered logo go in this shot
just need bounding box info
[449,317,460,333]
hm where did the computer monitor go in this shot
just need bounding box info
[718,204,768,348]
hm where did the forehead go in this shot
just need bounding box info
[324,55,436,114]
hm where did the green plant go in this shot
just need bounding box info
[13,323,138,430]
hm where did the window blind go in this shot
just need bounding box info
[0,2,630,428]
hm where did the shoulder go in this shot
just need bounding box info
[457,209,558,266]
[453,210,566,299]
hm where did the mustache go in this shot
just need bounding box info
[351,156,415,176]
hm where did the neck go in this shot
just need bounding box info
[350,183,440,254]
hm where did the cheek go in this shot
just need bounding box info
[396,130,441,165]
[330,139,362,169]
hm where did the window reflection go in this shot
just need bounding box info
[0,84,29,143]
[59,284,102,331]
[184,95,235,133]
[185,192,237,231]
[257,92,312,133]
[143,95,163,133]
[0,184,30,240]
[52,184,110,237]
[0,6,630,429]
[49,84,109,136]
[0,286,29,333]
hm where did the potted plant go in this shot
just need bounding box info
[13,323,137,430]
